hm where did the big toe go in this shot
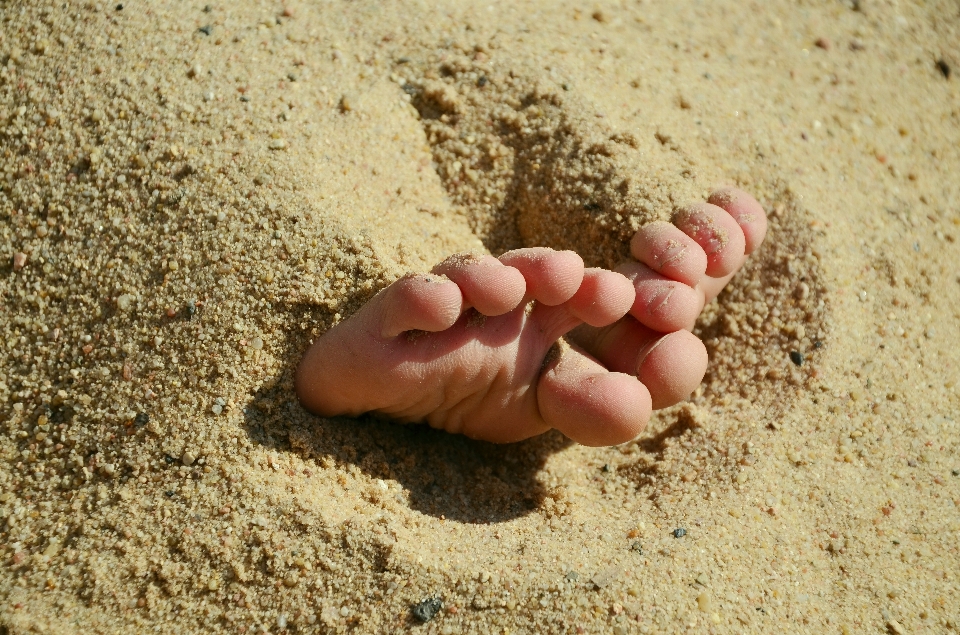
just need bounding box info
[571,317,707,411]
[637,330,708,410]
[538,343,652,447]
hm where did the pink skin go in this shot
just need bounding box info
[297,188,768,445]
[297,248,649,446]
[571,188,768,409]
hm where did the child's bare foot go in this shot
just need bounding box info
[570,187,768,410]
[297,188,767,446]
[297,248,652,446]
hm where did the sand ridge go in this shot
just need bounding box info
[1,0,959,633]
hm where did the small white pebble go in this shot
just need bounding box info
[251,337,264,350]
[276,614,288,629]
[117,294,135,311]
[181,451,196,466]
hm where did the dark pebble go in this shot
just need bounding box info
[813,340,824,349]
[951,469,959,476]
[164,454,176,464]
[936,58,951,79]
[134,412,149,427]
[115,3,123,10]
[396,57,411,64]
[673,528,687,538]
[203,4,212,12]
[477,76,488,87]
[789,351,804,366]
[186,299,197,317]
[199,25,213,36]
[239,95,251,102]
[164,491,175,497]
[411,597,443,622]
[602,464,612,473]
[630,542,643,554]
[565,571,579,582]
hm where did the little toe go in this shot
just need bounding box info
[672,202,746,279]
[431,253,526,316]
[530,268,635,344]
[379,273,464,337]
[498,247,584,306]
[708,188,768,255]
[630,221,707,288]
[538,343,651,446]
[616,260,703,332]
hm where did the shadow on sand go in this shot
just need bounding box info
[241,340,571,524]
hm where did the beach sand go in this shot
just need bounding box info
[1,0,959,633]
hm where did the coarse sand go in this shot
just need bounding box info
[1,0,959,633]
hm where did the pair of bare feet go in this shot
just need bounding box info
[296,188,768,447]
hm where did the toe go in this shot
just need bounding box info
[431,253,526,316]
[538,343,651,447]
[637,330,708,410]
[630,221,707,288]
[570,317,707,410]
[498,247,584,306]
[616,260,703,332]
[672,202,746,279]
[708,188,768,255]
[529,268,635,343]
[379,273,464,337]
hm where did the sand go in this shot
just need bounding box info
[1,0,959,633]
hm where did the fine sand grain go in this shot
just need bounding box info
[1,1,959,633]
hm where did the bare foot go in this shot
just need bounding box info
[571,187,769,410]
[296,248,654,446]
[297,189,767,446]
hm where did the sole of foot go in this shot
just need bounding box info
[297,247,655,446]
[571,187,768,410]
